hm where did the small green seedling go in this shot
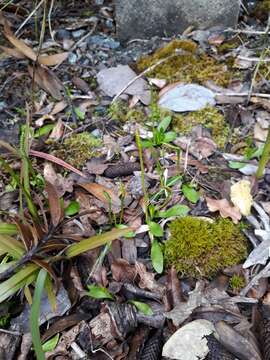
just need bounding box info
[87,285,114,300]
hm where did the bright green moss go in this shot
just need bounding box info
[229,274,246,292]
[54,132,102,168]
[172,107,229,148]
[164,217,247,278]
[137,39,231,86]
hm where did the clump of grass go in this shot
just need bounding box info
[164,216,247,278]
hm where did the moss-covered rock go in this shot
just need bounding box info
[172,107,229,148]
[137,39,231,86]
[53,132,102,168]
[164,216,247,278]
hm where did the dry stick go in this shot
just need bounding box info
[225,28,270,36]
[15,0,46,36]
[112,52,181,103]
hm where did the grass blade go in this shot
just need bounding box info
[30,269,47,360]
[66,227,131,258]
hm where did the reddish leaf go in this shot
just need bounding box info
[45,181,64,227]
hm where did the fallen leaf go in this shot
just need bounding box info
[28,65,63,100]
[39,52,69,66]
[4,22,37,61]
[230,180,253,216]
[43,163,74,197]
[0,46,25,59]
[158,83,216,112]
[79,183,121,213]
[162,319,215,360]
[206,197,241,224]
[45,181,64,227]
[135,262,165,297]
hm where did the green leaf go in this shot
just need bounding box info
[42,334,59,352]
[130,300,153,315]
[148,221,164,237]
[141,140,153,148]
[0,223,18,236]
[30,269,47,360]
[182,184,200,204]
[158,116,172,132]
[0,235,25,259]
[64,200,80,216]
[228,161,246,169]
[151,239,163,274]
[87,285,114,300]
[74,107,85,120]
[0,264,39,303]
[163,131,177,143]
[115,224,135,238]
[66,227,131,258]
[158,204,190,218]
[34,124,54,138]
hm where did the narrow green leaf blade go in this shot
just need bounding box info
[0,223,18,235]
[66,227,131,258]
[30,269,47,360]
[151,239,163,274]
[157,116,172,132]
[0,235,25,259]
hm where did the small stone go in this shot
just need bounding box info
[88,35,120,49]
[55,29,71,41]
[115,0,240,42]
[68,53,77,64]
[72,29,86,39]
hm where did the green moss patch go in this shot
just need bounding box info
[164,216,247,278]
[172,107,229,148]
[137,39,231,86]
[53,132,102,168]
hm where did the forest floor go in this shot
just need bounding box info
[1,1,270,359]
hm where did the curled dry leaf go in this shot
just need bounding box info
[45,181,64,227]
[79,183,121,213]
[206,197,241,224]
[111,259,137,283]
[230,180,253,216]
[135,262,166,298]
[28,65,63,100]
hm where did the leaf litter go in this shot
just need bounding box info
[1,1,270,359]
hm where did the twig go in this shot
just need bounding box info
[216,92,270,99]
[225,28,270,36]
[15,0,46,36]
[112,52,182,103]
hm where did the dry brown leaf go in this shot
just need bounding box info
[4,22,37,61]
[43,163,74,197]
[45,181,64,227]
[28,65,63,100]
[135,262,166,297]
[49,119,64,141]
[206,197,241,224]
[39,52,69,66]
[79,183,121,213]
[111,259,137,283]
[0,46,25,59]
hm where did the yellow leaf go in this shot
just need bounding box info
[230,180,253,216]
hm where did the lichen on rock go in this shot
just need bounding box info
[164,216,247,278]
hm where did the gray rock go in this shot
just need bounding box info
[115,0,239,42]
